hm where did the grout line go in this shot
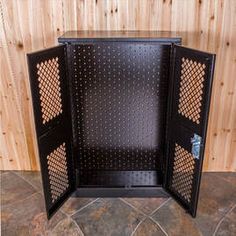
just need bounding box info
[12,171,41,193]
[213,204,236,236]
[59,208,70,218]
[70,217,85,236]
[0,171,9,175]
[2,191,39,208]
[50,214,85,236]
[70,198,100,217]
[149,198,171,216]
[130,216,147,236]
[119,198,148,217]
[50,214,69,234]
[149,216,168,236]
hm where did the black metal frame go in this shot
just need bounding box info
[27,32,215,219]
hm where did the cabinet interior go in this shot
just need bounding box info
[69,43,172,187]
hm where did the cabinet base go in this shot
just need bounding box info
[77,170,163,187]
[75,187,169,198]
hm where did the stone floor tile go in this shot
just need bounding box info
[196,172,236,234]
[1,171,235,235]
[151,173,236,236]
[72,198,145,236]
[51,218,83,236]
[216,172,236,187]
[0,170,9,175]
[1,171,36,206]
[122,197,169,215]
[133,218,166,236]
[215,206,236,236]
[151,199,202,236]
[1,192,66,236]
[61,191,96,215]
[13,171,42,192]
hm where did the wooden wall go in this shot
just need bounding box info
[1,0,235,171]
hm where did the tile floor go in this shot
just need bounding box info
[1,171,236,236]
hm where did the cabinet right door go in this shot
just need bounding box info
[164,45,215,217]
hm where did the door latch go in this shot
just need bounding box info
[191,134,202,160]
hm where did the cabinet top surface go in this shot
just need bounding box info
[58,31,181,43]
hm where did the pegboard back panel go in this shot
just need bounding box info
[165,45,215,216]
[71,42,171,172]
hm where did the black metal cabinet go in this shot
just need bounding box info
[27,31,215,219]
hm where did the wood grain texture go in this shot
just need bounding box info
[0,0,235,171]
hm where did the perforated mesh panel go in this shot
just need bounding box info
[36,57,63,124]
[72,43,170,173]
[178,58,206,124]
[47,143,69,203]
[170,144,195,203]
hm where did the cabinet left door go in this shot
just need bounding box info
[27,45,75,219]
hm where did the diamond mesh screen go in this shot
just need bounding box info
[47,142,69,203]
[178,58,206,124]
[36,57,63,124]
[171,143,195,203]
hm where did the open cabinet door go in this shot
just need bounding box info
[165,45,215,217]
[27,45,75,219]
